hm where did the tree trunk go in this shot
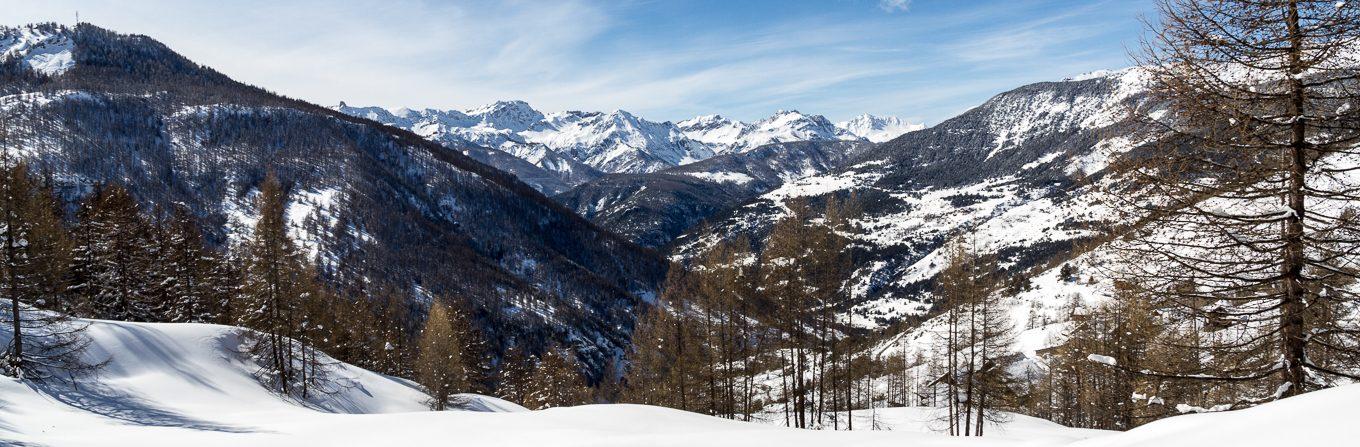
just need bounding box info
[6,210,20,373]
[1280,0,1308,398]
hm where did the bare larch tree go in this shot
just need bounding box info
[1121,0,1360,402]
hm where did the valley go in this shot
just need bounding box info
[2,1,1359,445]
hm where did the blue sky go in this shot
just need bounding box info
[2,0,1156,124]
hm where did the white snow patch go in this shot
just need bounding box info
[1086,354,1117,366]
[686,171,755,185]
[1,26,75,76]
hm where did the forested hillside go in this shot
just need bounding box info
[557,139,873,248]
[0,23,666,382]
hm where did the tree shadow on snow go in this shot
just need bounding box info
[27,380,261,434]
[23,323,268,434]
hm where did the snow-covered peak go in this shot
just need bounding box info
[835,113,926,143]
[756,110,834,131]
[677,114,727,128]
[1060,67,1142,83]
[678,114,749,149]
[0,24,75,76]
[605,108,643,124]
[730,110,848,153]
[335,102,417,127]
[526,107,713,173]
[467,100,544,131]
[1063,69,1118,82]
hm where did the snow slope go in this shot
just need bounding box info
[0,316,519,446]
[2,315,1356,446]
[1072,384,1360,446]
[1,24,75,76]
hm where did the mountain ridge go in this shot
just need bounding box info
[334,100,923,193]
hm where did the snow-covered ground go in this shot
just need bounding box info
[2,316,1356,446]
[1,25,75,76]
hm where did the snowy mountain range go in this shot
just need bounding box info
[6,22,1357,432]
[335,101,921,193]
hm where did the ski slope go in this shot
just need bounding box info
[1,317,1356,446]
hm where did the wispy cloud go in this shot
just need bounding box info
[0,0,1155,123]
[879,0,913,13]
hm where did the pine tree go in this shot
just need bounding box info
[621,303,686,408]
[207,247,243,325]
[23,173,71,316]
[761,201,818,428]
[1043,282,1169,429]
[69,185,154,322]
[821,195,858,429]
[934,233,1015,436]
[365,285,414,378]
[149,206,218,323]
[638,263,709,412]
[414,302,465,410]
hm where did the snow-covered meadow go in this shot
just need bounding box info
[2,316,1356,446]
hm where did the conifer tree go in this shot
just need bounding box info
[449,302,495,395]
[758,197,856,428]
[208,248,243,325]
[526,345,586,409]
[1044,282,1168,429]
[366,285,414,377]
[69,185,154,322]
[622,303,685,407]
[238,175,309,396]
[22,173,71,316]
[497,343,536,406]
[761,201,818,428]
[0,156,94,381]
[934,234,1015,436]
[414,302,465,410]
[150,206,218,323]
[1122,0,1360,401]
